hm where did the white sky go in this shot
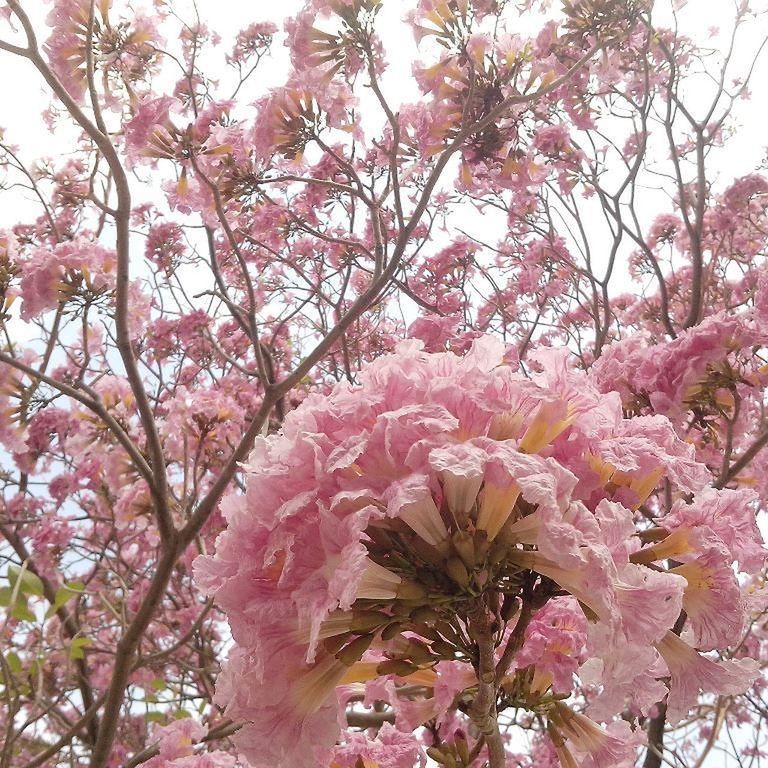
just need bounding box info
[0,0,765,180]
[1,0,765,349]
[0,6,765,765]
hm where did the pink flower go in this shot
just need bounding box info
[407,315,461,352]
[197,337,743,767]
[514,598,587,695]
[591,312,767,424]
[166,755,236,768]
[533,124,571,156]
[580,647,667,721]
[44,0,160,102]
[18,239,116,320]
[330,722,426,768]
[548,704,637,768]
[661,487,765,572]
[146,719,206,764]
[671,546,746,650]
[656,632,758,724]
[228,21,278,65]
[124,96,180,168]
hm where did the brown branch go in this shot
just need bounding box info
[643,611,688,768]
[22,695,106,768]
[5,0,174,547]
[347,710,395,728]
[469,606,505,768]
[715,427,768,488]
[0,526,100,746]
[121,719,241,768]
[0,351,154,486]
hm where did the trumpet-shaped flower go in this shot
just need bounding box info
[671,547,746,650]
[662,487,765,572]
[196,337,754,767]
[655,632,758,724]
[548,703,637,768]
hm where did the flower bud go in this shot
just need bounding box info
[351,610,389,632]
[488,541,509,566]
[381,621,407,641]
[473,530,490,561]
[403,638,434,665]
[410,605,441,623]
[451,530,476,569]
[455,731,470,764]
[427,747,457,768]
[376,658,420,677]
[335,633,374,665]
[445,556,470,587]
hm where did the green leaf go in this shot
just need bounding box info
[22,571,45,597]
[68,636,92,660]
[4,652,22,675]
[173,709,192,720]
[0,587,12,607]
[45,582,86,619]
[7,565,45,597]
[145,712,166,724]
[150,678,166,691]
[11,598,36,622]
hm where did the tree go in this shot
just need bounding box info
[0,0,767,766]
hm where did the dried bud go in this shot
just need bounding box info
[409,535,445,566]
[411,622,441,641]
[452,530,476,569]
[473,530,490,561]
[501,594,520,622]
[410,605,441,623]
[376,658,421,677]
[335,633,374,665]
[351,610,390,633]
[366,526,395,549]
[435,621,462,645]
[403,638,434,665]
[323,633,352,655]
[381,621,407,641]
[397,580,429,600]
[455,731,470,765]
[445,556,470,587]
[431,639,456,658]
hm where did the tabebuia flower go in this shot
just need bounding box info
[196,337,763,768]
[44,0,161,103]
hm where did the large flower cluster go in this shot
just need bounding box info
[196,337,762,768]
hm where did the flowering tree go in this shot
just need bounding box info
[0,0,767,767]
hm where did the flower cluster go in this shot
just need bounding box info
[18,238,117,320]
[198,338,762,767]
[44,0,161,103]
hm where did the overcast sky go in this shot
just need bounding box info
[1,0,765,175]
